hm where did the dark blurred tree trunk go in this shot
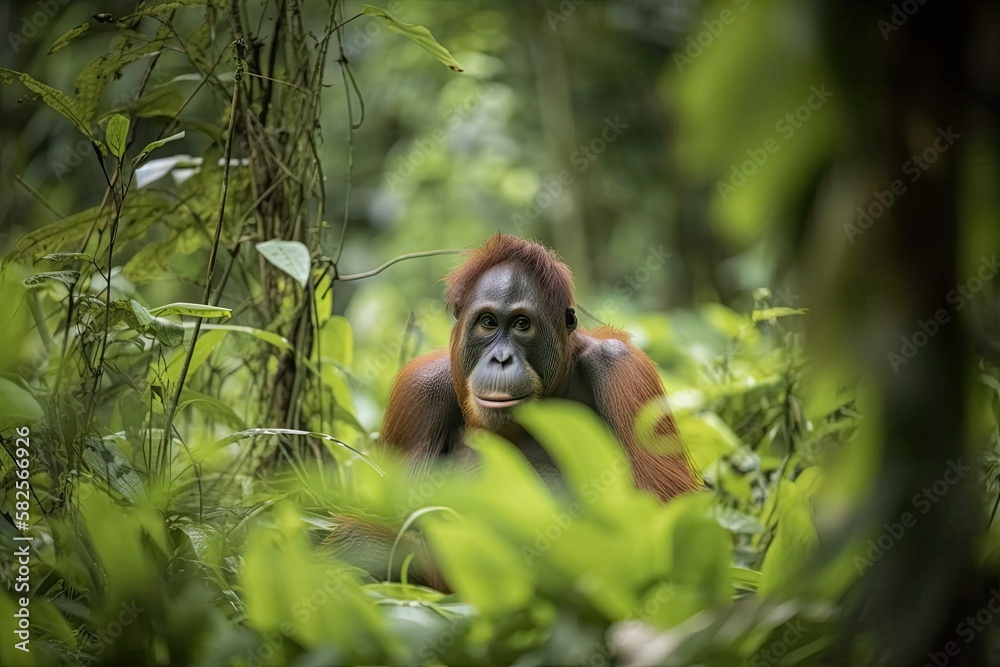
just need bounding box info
[818,0,995,664]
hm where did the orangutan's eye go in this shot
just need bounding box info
[512,316,530,331]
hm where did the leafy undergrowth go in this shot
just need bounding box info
[0,262,864,665]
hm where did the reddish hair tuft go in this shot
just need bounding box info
[443,233,574,316]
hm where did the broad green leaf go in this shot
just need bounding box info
[73,37,167,125]
[424,519,533,616]
[751,307,809,322]
[516,400,634,510]
[149,302,232,319]
[78,487,168,597]
[700,303,757,342]
[195,324,292,351]
[49,22,91,54]
[758,479,819,598]
[82,435,144,502]
[105,113,130,159]
[319,314,354,366]
[156,328,228,385]
[0,67,94,139]
[242,504,395,657]
[256,239,311,289]
[134,130,185,164]
[129,299,155,328]
[0,378,43,431]
[674,412,744,472]
[23,271,79,288]
[7,190,172,266]
[177,388,245,430]
[148,317,185,346]
[125,301,184,345]
[122,236,178,282]
[362,5,464,72]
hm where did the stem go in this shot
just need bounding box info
[159,69,242,467]
[336,249,462,282]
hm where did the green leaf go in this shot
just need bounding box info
[23,271,79,288]
[49,22,91,54]
[73,36,166,126]
[5,205,109,266]
[129,299,155,328]
[196,324,292,351]
[362,5,464,72]
[122,236,178,282]
[319,314,354,366]
[424,520,533,616]
[157,329,228,386]
[7,189,171,266]
[0,378,43,431]
[126,84,186,120]
[127,300,184,345]
[751,307,809,323]
[148,302,232,319]
[242,504,393,655]
[516,400,634,507]
[120,0,211,20]
[148,317,185,347]
[256,239,311,289]
[730,566,763,592]
[0,68,94,139]
[134,130,185,164]
[105,114,130,159]
[674,412,745,472]
[758,479,819,598]
[177,388,245,430]
[41,253,92,263]
[82,435,144,502]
